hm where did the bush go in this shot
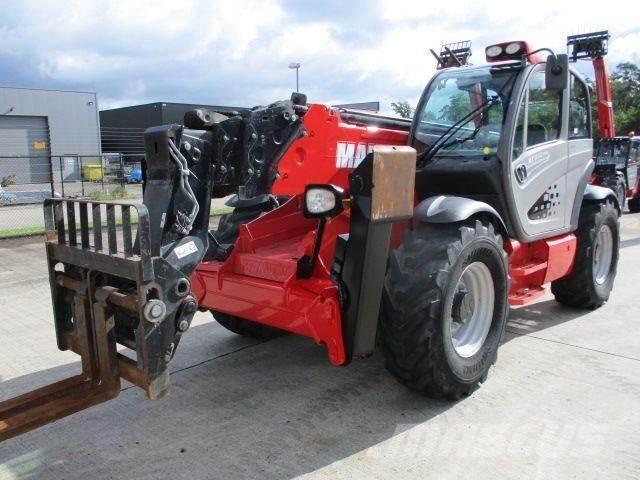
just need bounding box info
[1,174,16,188]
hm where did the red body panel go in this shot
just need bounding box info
[271,104,408,195]
[506,234,577,305]
[194,106,407,365]
[192,197,349,365]
[632,178,640,198]
[193,104,580,364]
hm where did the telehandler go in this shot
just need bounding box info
[0,33,621,441]
[592,135,640,212]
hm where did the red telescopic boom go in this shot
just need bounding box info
[567,31,615,138]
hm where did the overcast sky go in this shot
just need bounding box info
[1,0,639,113]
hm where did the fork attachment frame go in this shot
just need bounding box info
[0,198,199,441]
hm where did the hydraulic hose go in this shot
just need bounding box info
[168,139,200,234]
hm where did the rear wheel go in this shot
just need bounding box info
[614,175,626,213]
[381,220,509,399]
[211,311,287,339]
[629,197,640,213]
[551,200,619,309]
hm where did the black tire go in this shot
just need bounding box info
[207,203,275,260]
[215,207,265,244]
[614,175,626,213]
[629,197,640,213]
[551,200,619,309]
[211,311,287,339]
[381,220,509,400]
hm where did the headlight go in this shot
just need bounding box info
[485,45,503,58]
[505,42,522,55]
[303,184,344,218]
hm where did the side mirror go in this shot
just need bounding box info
[545,53,568,91]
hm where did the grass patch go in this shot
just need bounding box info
[212,206,233,215]
[0,225,46,239]
[89,187,135,201]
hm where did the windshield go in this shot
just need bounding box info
[413,65,520,158]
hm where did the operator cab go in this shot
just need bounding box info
[594,136,640,204]
[595,136,640,167]
[410,39,591,242]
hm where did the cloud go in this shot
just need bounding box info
[0,0,638,113]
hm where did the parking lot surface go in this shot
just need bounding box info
[1,214,640,479]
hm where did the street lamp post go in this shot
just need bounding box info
[288,62,300,92]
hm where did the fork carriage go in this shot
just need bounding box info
[0,198,196,441]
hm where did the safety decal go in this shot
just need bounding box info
[174,241,198,259]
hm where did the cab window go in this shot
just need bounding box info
[512,69,562,159]
[569,73,590,139]
[512,94,526,158]
[525,70,562,147]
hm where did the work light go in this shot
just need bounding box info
[505,42,523,55]
[303,184,344,218]
[485,45,503,58]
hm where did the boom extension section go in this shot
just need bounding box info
[430,41,472,69]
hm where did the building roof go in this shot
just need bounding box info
[0,84,97,95]
[100,101,245,113]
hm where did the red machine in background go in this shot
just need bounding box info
[573,31,640,211]
[567,32,617,139]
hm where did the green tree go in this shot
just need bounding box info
[586,63,640,138]
[391,101,414,119]
[611,62,640,135]
[438,93,470,123]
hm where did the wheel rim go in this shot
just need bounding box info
[449,261,495,358]
[593,224,614,285]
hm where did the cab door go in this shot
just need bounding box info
[565,71,595,227]
[510,66,569,237]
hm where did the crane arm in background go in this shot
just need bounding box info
[567,31,615,138]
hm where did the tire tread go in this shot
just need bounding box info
[551,200,619,309]
[381,220,508,400]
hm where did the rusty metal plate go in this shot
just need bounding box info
[370,145,416,222]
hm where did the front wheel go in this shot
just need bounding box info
[551,200,619,309]
[381,220,509,399]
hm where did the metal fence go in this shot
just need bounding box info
[0,154,143,237]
